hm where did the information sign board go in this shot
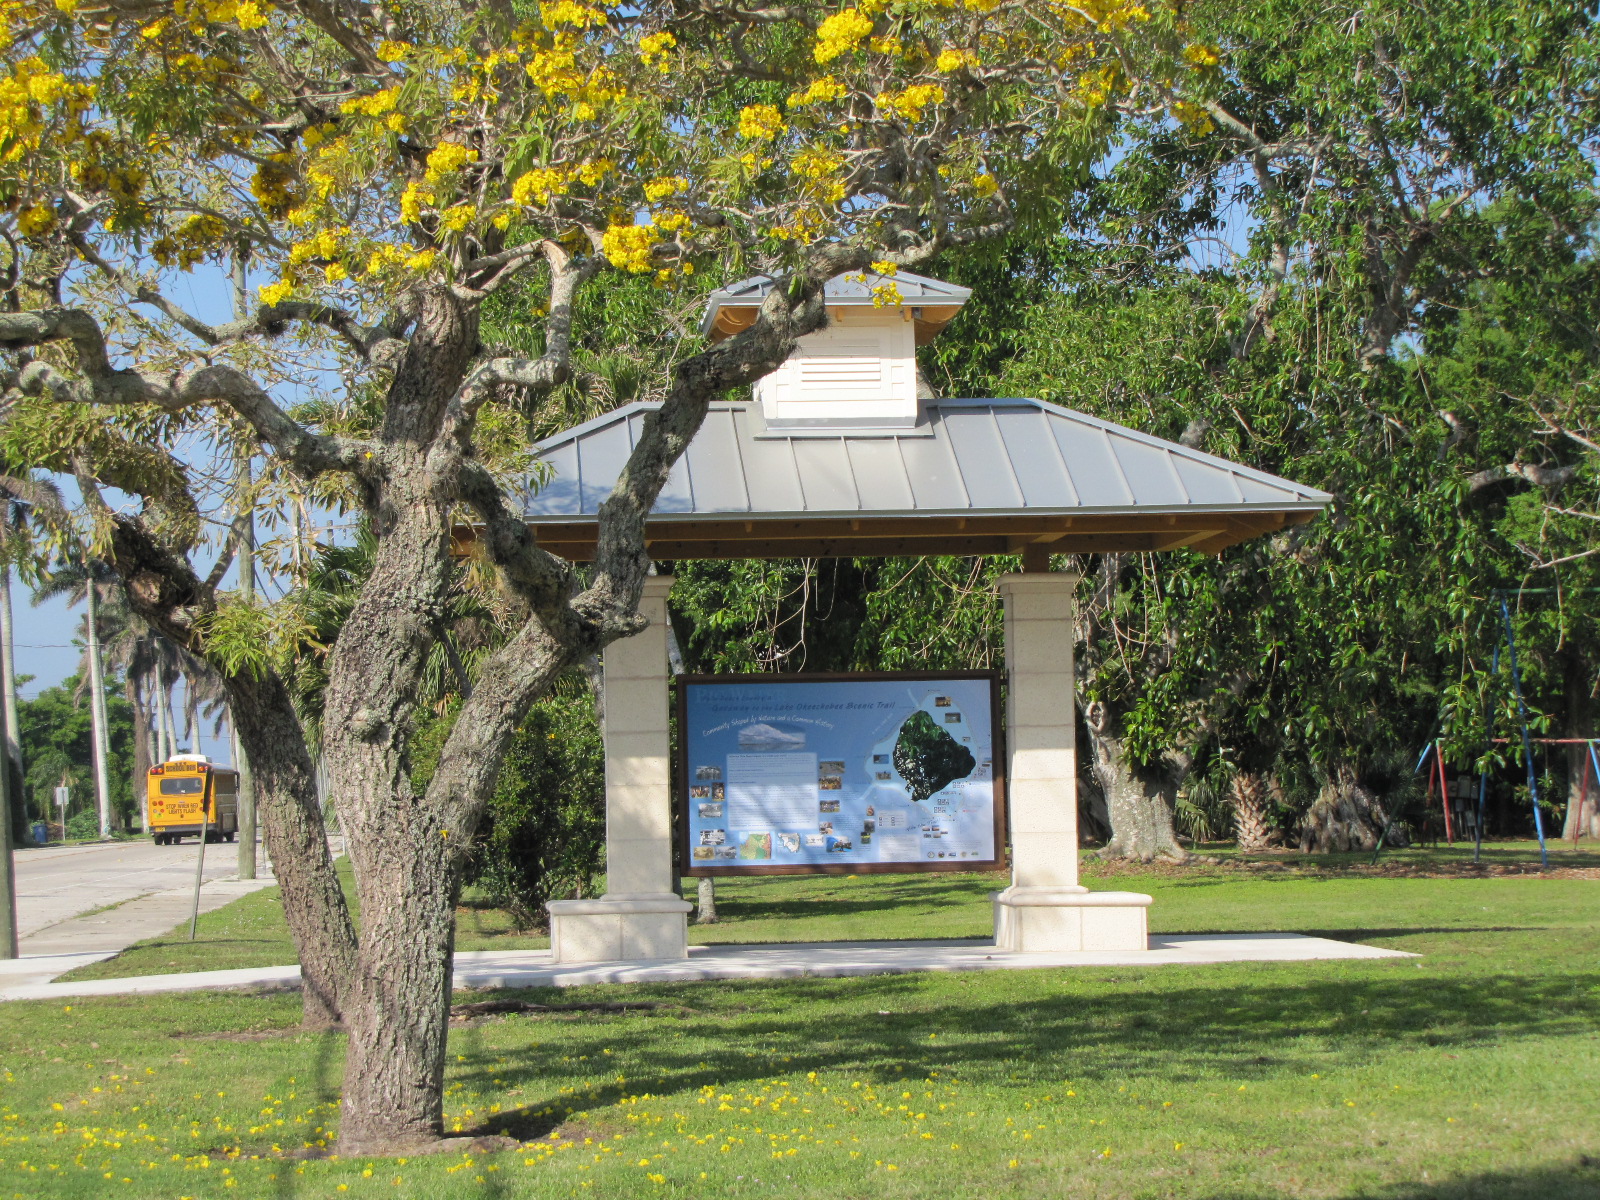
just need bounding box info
[678,671,1006,875]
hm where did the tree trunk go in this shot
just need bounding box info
[127,676,152,833]
[156,666,176,763]
[322,294,483,1154]
[227,673,356,1030]
[1229,772,1273,852]
[1561,654,1595,840]
[1083,701,1188,861]
[1298,764,1388,852]
[0,632,14,956]
[0,566,23,821]
[696,876,717,923]
[234,723,257,878]
[85,576,114,835]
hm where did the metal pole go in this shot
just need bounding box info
[85,575,114,836]
[1373,741,1434,864]
[1498,595,1550,870]
[188,786,211,941]
[0,678,15,957]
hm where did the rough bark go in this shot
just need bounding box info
[1083,701,1188,861]
[696,876,717,924]
[1297,764,1388,852]
[1229,772,1273,852]
[108,516,356,1030]
[126,675,151,832]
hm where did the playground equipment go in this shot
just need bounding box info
[1375,590,1598,870]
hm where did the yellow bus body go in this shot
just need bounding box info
[147,758,239,845]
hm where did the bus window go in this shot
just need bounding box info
[159,777,205,795]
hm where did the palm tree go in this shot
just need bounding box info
[33,560,120,834]
[0,469,66,955]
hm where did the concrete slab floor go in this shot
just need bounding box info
[0,933,1415,1003]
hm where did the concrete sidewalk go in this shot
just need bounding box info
[4,875,280,992]
[0,932,1415,1002]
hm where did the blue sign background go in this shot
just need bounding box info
[681,675,1001,873]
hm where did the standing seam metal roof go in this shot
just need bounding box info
[522,398,1331,521]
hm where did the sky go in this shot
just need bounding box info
[11,260,318,728]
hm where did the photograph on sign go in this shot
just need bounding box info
[678,671,1005,876]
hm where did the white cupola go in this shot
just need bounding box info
[701,270,971,429]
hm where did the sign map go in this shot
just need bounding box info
[679,672,1005,875]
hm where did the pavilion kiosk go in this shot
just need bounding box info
[535,271,1332,964]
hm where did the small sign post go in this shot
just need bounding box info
[188,789,211,941]
[53,785,68,842]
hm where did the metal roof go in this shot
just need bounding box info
[700,270,972,337]
[518,398,1331,561]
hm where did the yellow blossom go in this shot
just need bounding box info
[541,0,606,29]
[424,142,477,182]
[400,182,431,223]
[936,48,979,72]
[874,83,944,123]
[639,31,676,70]
[439,204,476,232]
[738,103,785,140]
[601,222,657,273]
[644,175,688,202]
[814,9,873,63]
[788,76,846,108]
[512,167,568,206]
[1183,42,1221,67]
[258,278,295,306]
[16,203,55,236]
[376,40,412,62]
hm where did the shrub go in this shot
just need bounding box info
[463,694,606,929]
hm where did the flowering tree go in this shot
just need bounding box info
[0,0,1198,1152]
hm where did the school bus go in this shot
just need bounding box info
[147,754,239,845]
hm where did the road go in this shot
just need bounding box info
[12,837,259,939]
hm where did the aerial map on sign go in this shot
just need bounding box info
[681,674,1001,874]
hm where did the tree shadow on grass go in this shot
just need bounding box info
[452,963,1600,1141]
[1199,1158,1600,1200]
[711,878,996,923]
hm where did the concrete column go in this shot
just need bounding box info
[992,572,1151,952]
[547,575,692,962]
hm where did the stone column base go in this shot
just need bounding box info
[546,894,693,964]
[992,887,1152,953]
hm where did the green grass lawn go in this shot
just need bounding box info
[6,846,1598,1198]
[60,838,1597,983]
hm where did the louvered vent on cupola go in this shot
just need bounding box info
[701,270,971,430]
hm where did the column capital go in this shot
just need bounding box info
[641,574,675,600]
[996,571,1082,594]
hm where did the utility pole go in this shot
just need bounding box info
[85,568,113,837]
[0,563,23,813]
[0,663,16,957]
[235,451,258,880]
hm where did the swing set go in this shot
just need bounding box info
[1375,589,1598,870]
